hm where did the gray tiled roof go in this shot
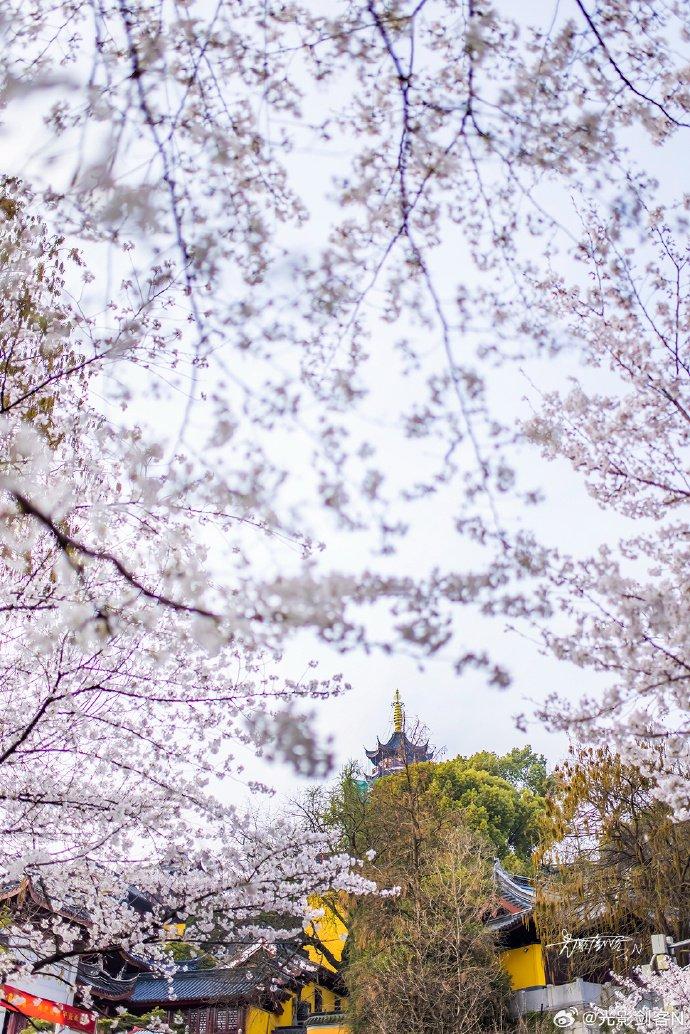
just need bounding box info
[77,961,138,1000]
[130,944,311,1006]
[493,860,535,908]
[131,965,282,1004]
[487,907,534,932]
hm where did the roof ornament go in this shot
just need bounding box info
[392,689,404,733]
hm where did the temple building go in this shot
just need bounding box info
[364,689,433,781]
[120,940,347,1034]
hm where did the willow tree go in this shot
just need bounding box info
[536,747,690,981]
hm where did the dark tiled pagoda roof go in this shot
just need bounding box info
[364,729,431,767]
[487,859,535,932]
[364,690,433,782]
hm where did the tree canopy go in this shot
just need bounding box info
[425,749,550,871]
[298,743,549,974]
[340,746,549,876]
[305,748,532,1031]
[346,826,512,1034]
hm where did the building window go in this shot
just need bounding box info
[215,1006,241,1033]
[183,1007,240,1034]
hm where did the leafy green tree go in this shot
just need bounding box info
[463,747,552,797]
[339,746,549,877]
[313,747,549,874]
[425,750,549,873]
[322,761,373,859]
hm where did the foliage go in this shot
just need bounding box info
[299,744,548,992]
[321,762,374,860]
[318,747,549,873]
[536,747,690,980]
[464,748,553,798]
[160,941,215,965]
[425,750,549,872]
[346,825,512,1034]
[98,1008,187,1034]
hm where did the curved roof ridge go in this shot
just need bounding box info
[493,858,535,891]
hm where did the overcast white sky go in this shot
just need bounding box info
[235,32,690,801]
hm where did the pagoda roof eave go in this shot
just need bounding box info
[364,730,431,764]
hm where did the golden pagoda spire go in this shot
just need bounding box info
[392,689,404,733]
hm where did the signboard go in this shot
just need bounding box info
[1,984,97,1034]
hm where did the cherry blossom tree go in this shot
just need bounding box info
[603,960,690,1032]
[1,0,690,980]
[0,180,376,984]
[524,205,690,809]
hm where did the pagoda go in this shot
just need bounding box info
[364,689,433,782]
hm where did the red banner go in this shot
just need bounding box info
[2,983,97,1034]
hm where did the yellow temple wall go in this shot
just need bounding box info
[500,943,546,990]
[273,998,293,1027]
[244,1005,279,1034]
[304,895,349,971]
[301,981,341,1014]
[245,983,347,1032]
